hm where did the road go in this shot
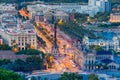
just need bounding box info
[35,21,84,73]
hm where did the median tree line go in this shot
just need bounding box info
[59,21,96,40]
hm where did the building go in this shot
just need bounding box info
[0,3,17,15]
[84,50,119,71]
[0,20,37,50]
[82,36,120,51]
[84,53,96,70]
[96,50,114,61]
[105,0,111,12]
[44,11,53,22]
[34,13,44,22]
[54,10,69,22]
[27,0,111,17]
[109,13,120,22]
[44,10,69,22]
[0,3,16,12]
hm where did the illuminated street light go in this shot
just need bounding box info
[13,48,18,53]
[58,19,63,25]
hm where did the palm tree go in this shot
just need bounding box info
[63,45,66,53]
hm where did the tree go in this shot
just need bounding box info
[93,12,110,21]
[58,72,83,80]
[0,68,22,80]
[88,74,99,80]
[37,35,46,47]
[0,44,11,50]
[16,49,45,56]
[74,13,89,23]
[13,59,26,71]
[45,54,54,68]
[0,59,11,66]
[59,21,96,40]
[89,45,103,51]
[26,56,44,71]
[31,76,36,80]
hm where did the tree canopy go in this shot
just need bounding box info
[59,21,96,40]
[0,56,44,72]
[0,44,11,50]
[0,68,22,80]
[58,72,83,80]
[88,74,99,80]
[16,49,45,56]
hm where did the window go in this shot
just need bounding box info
[22,43,24,45]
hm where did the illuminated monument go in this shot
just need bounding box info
[51,22,60,56]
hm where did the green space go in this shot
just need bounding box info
[0,68,22,80]
[88,74,99,80]
[0,56,44,72]
[89,45,103,51]
[59,21,96,40]
[16,49,45,56]
[58,72,99,80]
[0,44,11,50]
[74,13,89,23]
[0,50,55,72]
[58,72,83,80]
[92,12,110,22]
[0,49,45,72]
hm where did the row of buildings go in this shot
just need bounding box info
[84,50,120,71]
[109,4,120,22]
[0,3,37,50]
[109,13,120,22]
[0,16,37,50]
[33,10,70,23]
[26,0,111,23]
[83,35,120,52]
[27,0,111,17]
[82,32,120,71]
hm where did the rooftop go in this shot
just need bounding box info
[96,50,113,55]
[101,58,113,64]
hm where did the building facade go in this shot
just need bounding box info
[109,13,120,22]
[84,51,119,71]
[27,0,111,17]
[82,36,120,51]
[0,21,37,50]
